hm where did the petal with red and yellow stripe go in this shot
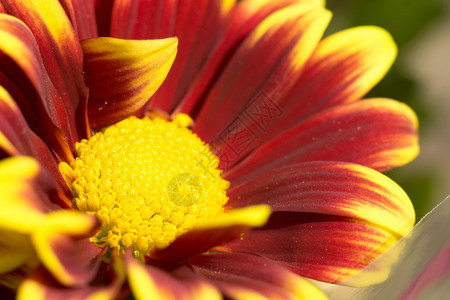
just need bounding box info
[0,156,48,273]
[0,86,69,189]
[58,0,98,39]
[226,98,419,184]
[1,0,88,139]
[150,205,270,262]
[176,0,324,115]
[228,161,414,237]
[234,26,398,153]
[194,5,331,146]
[125,252,221,300]
[31,210,102,286]
[81,37,177,129]
[281,26,397,122]
[17,262,124,300]
[0,156,76,285]
[148,0,234,112]
[227,214,400,284]
[0,14,76,161]
[191,253,327,300]
[225,162,415,284]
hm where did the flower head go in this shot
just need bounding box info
[0,0,418,299]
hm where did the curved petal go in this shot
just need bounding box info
[150,205,270,262]
[135,0,235,113]
[0,86,34,157]
[31,210,102,286]
[191,253,327,300]
[125,252,221,300]
[81,37,178,129]
[0,86,68,189]
[221,26,398,162]
[176,0,324,116]
[225,161,415,284]
[229,161,415,237]
[226,212,400,284]
[17,263,124,300]
[0,156,63,276]
[0,14,77,160]
[0,156,55,234]
[58,0,98,39]
[194,5,331,147]
[2,0,89,139]
[226,98,419,184]
[281,26,397,122]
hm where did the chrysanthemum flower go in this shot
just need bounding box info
[0,0,419,299]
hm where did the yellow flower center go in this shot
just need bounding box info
[59,115,229,259]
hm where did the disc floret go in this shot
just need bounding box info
[60,115,229,259]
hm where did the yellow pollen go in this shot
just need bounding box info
[59,115,229,259]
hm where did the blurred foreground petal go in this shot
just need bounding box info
[320,196,450,297]
[17,262,124,300]
[125,252,221,300]
[150,205,270,262]
[31,211,101,286]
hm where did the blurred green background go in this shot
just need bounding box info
[325,0,450,219]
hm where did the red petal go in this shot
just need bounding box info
[208,26,398,169]
[190,252,327,300]
[2,0,89,139]
[193,5,331,147]
[111,0,177,39]
[150,205,270,262]
[0,14,76,160]
[331,196,450,291]
[58,0,98,39]
[0,86,68,190]
[225,212,399,283]
[148,0,235,112]
[93,0,114,37]
[150,224,252,263]
[280,26,397,124]
[176,0,324,116]
[226,98,419,183]
[228,161,415,237]
[224,161,415,284]
[81,37,177,129]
